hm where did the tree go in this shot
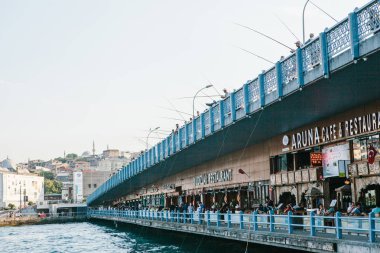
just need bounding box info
[8,203,15,210]
[44,179,62,194]
[65,153,78,160]
[39,171,55,180]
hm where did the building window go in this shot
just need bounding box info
[295,150,312,170]
[270,154,293,174]
[88,184,91,188]
[353,134,380,162]
[94,184,97,188]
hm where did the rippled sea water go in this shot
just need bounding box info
[0,221,306,253]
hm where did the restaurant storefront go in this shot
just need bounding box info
[271,104,380,211]
[115,102,380,213]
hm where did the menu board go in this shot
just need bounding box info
[322,143,350,178]
[310,152,322,167]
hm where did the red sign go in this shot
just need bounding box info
[310,152,322,167]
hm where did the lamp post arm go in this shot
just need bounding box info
[303,0,311,44]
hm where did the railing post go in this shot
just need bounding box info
[295,48,305,87]
[219,100,225,128]
[161,211,164,222]
[198,211,202,225]
[369,212,375,243]
[275,61,283,99]
[319,31,330,78]
[287,211,293,234]
[171,211,174,222]
[243,82,250,115]
[183,210,186,224]
[269,210,274,232]
[216,211,221,227]
[231,91,236,122]
[190,210,194,224]
[227,211,231,229]
[335,211,342,239]
[200,113,205,139]
[253,211,258,231]
[207,211,210,227]
[209,109,214,134]
[166,211,169,223]
[349,11,359,60]
[240,211,244,230]
[177,211,180,223]
[310,211,316,236]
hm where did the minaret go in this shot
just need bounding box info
[92,140,96,156]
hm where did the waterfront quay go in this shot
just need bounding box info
[89,209,380,253]
[87,0,380,252]
[0,211,87,227]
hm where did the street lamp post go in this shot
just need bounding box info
[146,127,160,150]
[303,0,311,44]
[192,85,213,118]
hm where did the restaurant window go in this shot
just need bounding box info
[270,154,293,174]
[295,150,311,170]
[353,134,380,162]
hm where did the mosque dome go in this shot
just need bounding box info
[1,157,17,172]
[82,151,91,157]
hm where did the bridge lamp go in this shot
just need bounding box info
[193,85,213,118]
[146,127,160,150]
[238,169,250,178]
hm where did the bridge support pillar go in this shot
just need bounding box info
[349,11,360,60]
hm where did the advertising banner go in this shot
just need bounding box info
[322,143,350,178]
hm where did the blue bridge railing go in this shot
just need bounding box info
[88,209,380,243]
[87,0,380,205]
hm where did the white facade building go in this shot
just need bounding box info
[73,171,83,203]
[0,171,44,209]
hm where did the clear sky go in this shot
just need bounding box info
[0,0,369,162]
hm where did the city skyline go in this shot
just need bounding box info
[0,0,369,162]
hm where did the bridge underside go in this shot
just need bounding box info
[93,48,380,205]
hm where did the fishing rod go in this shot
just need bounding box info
[158,106,192,117]
[165,98,186,121]
[310,1,338,22]
[234,46,275,64]
[275,15,301,42]
[234,22,294,50]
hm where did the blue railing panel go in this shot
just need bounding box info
[281,54,297,86]
[212,104,221,131]
[204,109,211,136]
[174,131,179,152]
[357,1,380,42]
[180,127,185,149]
[195,117,202,141]
[302,38,321,72]
[264,67,277,95]
[247,79,260,112]
[235,88,245,119]
[187,122,194,144]
[223,96,232,125]
[327,18,351,59]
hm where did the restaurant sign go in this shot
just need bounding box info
[310,152,322,167]
[283,112,380,150]
[194,169,232,186]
